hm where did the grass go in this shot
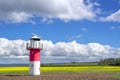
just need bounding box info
[0,66,120,78]
[112,72,120,79]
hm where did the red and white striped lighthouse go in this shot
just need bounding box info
[26,35,43,75]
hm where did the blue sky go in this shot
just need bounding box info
[0,20,120,48]
[0,0,120,63]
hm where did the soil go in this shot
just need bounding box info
[0,73,119,80]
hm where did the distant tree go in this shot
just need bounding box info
[99,58,120,66]
[98,59,103,65]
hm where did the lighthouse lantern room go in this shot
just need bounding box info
[26,35,43,75]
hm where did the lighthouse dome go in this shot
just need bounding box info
[30,35,41,41]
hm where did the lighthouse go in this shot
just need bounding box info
[26,35,43,75]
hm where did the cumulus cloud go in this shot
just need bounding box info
[0,0,100,23]
[6,12,33,23]
[0,38,120,63]
[100,10,120,22]
[0,38,27,58]
[43,41,120,59]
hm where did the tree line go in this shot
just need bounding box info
[99,58,120,66]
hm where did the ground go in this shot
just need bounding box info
[0,73,119,80]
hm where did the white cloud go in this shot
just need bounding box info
[67,35,82,41]
[0,0,100,23]
[0,38,120,63]
[110,26,115,30]
[118,26,120,29]
[93,2,101,6]
[100,10,120,22]
[82,27,87,31]
[6,12,33,23]
[110,26,120,30]
[0,38,27,57]
[40,18,53,24]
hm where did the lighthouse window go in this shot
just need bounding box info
[33,39,40,41]
[31,64,33,67]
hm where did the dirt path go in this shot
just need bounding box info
[0,73,119,80]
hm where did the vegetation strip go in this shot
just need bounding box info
[0,66,120,73]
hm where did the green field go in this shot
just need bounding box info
[0,66,120,79]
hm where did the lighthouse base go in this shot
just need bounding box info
[29,61,40,75]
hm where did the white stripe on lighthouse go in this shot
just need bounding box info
[29,61,40,75]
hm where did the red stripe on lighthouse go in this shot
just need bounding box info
[29,49,40,61]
